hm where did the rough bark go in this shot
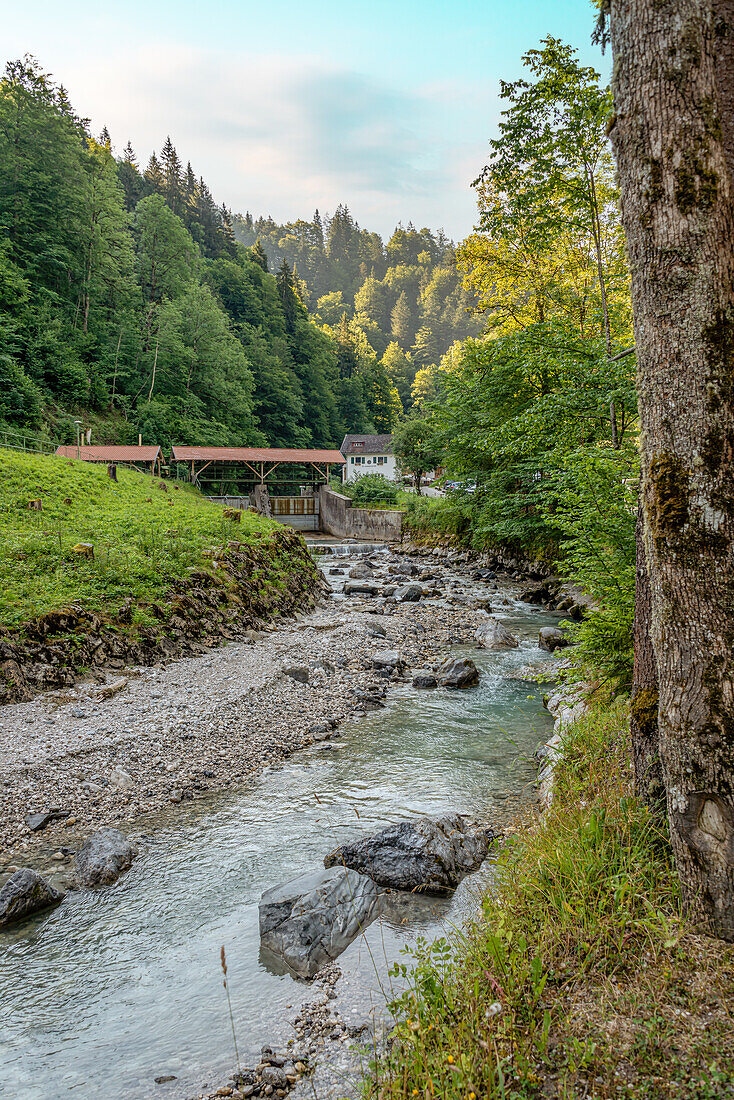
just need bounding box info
[630,503,664,815]
[610,0,734,940]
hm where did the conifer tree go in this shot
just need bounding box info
[390,290,414,345]
[144,153,164,191]
[160,136,183,215]
[250,238,269,272]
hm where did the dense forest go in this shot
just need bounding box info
[0,56,474,449]
[400,37,638,681]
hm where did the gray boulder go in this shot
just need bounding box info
[388,562,418,576]
[475,617,519,650]
[344,581,379,597]
[325,814,493,895]
[412,671,438,688]
[259,866,379,978]
[0,868,65,927]
[348,562,374,580]
[75,828,135,888]
[437,656,480,688]
[371,649,404,673]
[539,626,569,652]
[394,583,423,603]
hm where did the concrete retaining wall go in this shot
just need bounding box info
[318,487,403,542]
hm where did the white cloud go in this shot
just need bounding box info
[66,44,489,237]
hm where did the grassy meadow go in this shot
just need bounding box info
[0,448,273,627]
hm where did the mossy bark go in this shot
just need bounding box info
[630,504,664,815]
[610,0,734,940]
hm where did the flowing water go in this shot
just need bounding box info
[0,561,560,1100]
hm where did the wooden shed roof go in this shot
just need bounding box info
[55,445,162,462]
[171,446,345,464]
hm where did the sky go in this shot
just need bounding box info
[3,0,609,240]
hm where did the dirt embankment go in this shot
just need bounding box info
[0,527,326,706]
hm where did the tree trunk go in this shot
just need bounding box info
[630,502,664,816]
[610,0,734,940]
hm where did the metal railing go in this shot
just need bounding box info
[0,427,58,456]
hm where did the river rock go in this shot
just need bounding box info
[394,583,423,603]
[0,868,65,926]
[259,866,379,978]
[284,666,309,684]
[519,584,550,605]
[348,562,374,580]
[436,656,480,688]
[109,765,134,790]
[412,670,438,688]
[371,649,404,672]
[344,581,379,597]
[539,626,569,652]
[25,808,70,832]
[475,617,519,650]
[325,814,492,895]
[75,827,135,887]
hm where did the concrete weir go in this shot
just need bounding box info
[317,487,403,542]
[211,487,404,541]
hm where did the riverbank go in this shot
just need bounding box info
[366,698,734,1100]
[0,449,328,705]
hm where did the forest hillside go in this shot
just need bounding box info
[0,56,473,452]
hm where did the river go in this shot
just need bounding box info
[0,548,559,1099]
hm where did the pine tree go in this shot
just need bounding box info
[250,238,269,272]
[160,136,183,215]
[390,290,413,345]
[144,153,164,192]
[412,325,439,368]
[220,204,236,256]
[99,125,111,150]
[276,259,299,332]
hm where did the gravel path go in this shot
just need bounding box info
[0,550,490,875]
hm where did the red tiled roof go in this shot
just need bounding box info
[171,446,345,464]
[55,445,161,462]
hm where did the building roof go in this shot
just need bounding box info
[340,434,394,455]
[55,445,161,463]
[171,446,345,465]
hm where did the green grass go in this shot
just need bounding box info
[0,448,275,627]
[401,493,472,541]
[368,700,734,1099]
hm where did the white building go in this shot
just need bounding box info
[340,434,397,484]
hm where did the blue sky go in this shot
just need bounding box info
[4,0,608,239]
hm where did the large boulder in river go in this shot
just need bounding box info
[75,828,136,888]
[539,626,569,652]
[325,814,493,895]
[437,656,480,688]
[0,868,65,927]
[259,866,379,978]
[475,617,519,650]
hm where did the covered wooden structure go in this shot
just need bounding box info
[170,446,345,489]
[55,444,162,475]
